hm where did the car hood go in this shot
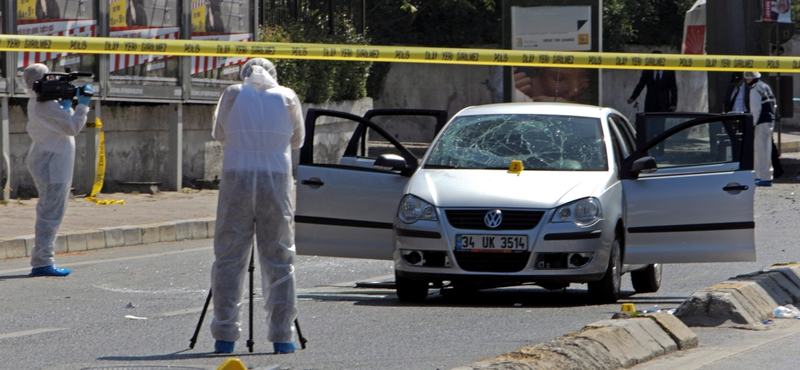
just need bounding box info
[406,169,612,209]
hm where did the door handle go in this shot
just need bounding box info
[723,184,748,192]
[301,179,324,187]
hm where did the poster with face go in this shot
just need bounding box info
[190,0,251,92]
[764,0,792,23]
[510,5,598,105]
[16,0,97,76]
[108,0,180,85]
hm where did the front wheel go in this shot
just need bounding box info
[631,263,662,293]
[395,273,429,303]
[588,236,622,303]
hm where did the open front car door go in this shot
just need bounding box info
[621,113,756,264]
[295,109,447,260]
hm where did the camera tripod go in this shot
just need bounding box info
[189,246,307,352]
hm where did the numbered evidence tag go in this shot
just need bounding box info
[508,160,523,176]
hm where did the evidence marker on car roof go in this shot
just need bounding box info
[508,160,523,176]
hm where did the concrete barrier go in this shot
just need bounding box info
[451,313,698,370]
[674,263,800,327]
[0,218,216,259]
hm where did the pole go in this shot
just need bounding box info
[247,246,255,353]
[189,288,212,349]
[1,96,9,202]
[774,23,782,153]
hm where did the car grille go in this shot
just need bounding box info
[445,210,545,230]
[454,251,531,272]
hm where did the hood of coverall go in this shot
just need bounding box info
[23,63,49,98]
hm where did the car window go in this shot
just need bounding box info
[648,119,744,168]
[608,115,636,153]
[424,114,608,171]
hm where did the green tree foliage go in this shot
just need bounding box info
[259,14,371,104]
[613,0,695,50]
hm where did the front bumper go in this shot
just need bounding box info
[393,212,614,285]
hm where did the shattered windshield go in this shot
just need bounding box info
[424,114,608,171]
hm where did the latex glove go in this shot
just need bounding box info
[77,84,94,106]
[59,99,72,112]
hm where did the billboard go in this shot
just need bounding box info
[763,0,792,23]
[15,0,97,94]
[0,0,5,88]
[189,0,252,101]
[106,0,182,100]
[508,3,598,105]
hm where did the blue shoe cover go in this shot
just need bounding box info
[214,340,235,353]
[30,265,71,277]
[273,342,296,354]
[755,180,773,187]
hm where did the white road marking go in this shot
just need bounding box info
[0,246,212,275]
[0,328,68,340]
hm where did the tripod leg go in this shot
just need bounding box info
[295,318,308,349]
[189,288,212,349]
[247,246,255,353]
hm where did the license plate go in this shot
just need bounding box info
[455,234,528,252]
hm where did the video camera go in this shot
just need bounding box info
[32,68,94,102]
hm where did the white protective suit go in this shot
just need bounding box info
[748,76,775,182]
[210,58,305,344]
[23,64,90,268]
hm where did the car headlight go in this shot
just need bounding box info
[398,195,438,224]
[552,197,602,226]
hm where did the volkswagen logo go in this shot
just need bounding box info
[484,210,503,228]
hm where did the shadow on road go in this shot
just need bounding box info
[97,348,280,362]
[332,285,691,309]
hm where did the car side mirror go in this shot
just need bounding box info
[374,154,407,172]
[631,156,657,175]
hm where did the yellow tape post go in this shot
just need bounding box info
[1,35,800,72]
[84,119,125,206]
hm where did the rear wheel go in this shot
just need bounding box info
[631,263,662,293]
[588,236,622,303]
[395,273,429,303]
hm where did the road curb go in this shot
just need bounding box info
[0,218,216,259]
[451,314,698,370]
[674,263,800,327]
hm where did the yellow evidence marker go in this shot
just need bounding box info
[620,303,636,312]
[508,160,523,176]
[216,358,247,370]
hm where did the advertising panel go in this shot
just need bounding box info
[106,0,182,100]
[189,0,252,101]
[682,0,706,55]
[15,0,97,94]
[0,0,5,87]
[510,4,598,105]
[763,0,792,23]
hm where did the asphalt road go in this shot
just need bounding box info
[3,171,800,370]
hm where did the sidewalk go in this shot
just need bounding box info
[0,189,219,259]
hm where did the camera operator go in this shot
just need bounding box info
[23,63,94,277]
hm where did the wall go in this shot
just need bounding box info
[373,51,710,142]
[372,63,497,143]
[2,98,373,199]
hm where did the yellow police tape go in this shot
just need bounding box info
[1,34,800,73]
[84,118,125,206]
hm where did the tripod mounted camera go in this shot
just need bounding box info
[189,246,307,353]
[31,67,94,102]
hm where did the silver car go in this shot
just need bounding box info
[295,103,756,303]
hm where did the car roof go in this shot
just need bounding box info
[454,102,618,119]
